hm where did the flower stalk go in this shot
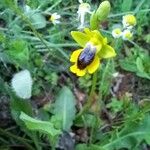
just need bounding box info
[76,70,98,119]
[73,1,115,120]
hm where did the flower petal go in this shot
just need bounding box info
[76,69,86,76]
[87,56,100,74]
[98,45,116,59]
[84,28,93,37]
[70,49,82,62]
[71,31,90,47]
[70,64,78,73]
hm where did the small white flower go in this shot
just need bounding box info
[112,28,122,38]
[50,12,61,25]
[77,1,91,29]
[11,70,33,99]
[122,29,133,40]
[112,72,119,78]
[122,14,136,29]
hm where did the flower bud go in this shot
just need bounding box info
[90,11,99,30]
[96,1,110,22]
[122,30,133,40]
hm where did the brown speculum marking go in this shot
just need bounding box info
[77,46,95,70]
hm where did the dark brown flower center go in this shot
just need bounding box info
[77,44,96,70]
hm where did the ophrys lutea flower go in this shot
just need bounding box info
[70,28,116,76]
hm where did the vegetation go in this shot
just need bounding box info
[0,0,150,150]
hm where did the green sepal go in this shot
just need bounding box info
[90,11,99,30]
[71,31,90,47]
[98,45,116,59]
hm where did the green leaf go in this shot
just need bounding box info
[102,114,150,150]
[75,144,104,150]
[52,86,76,131]
[121,0,133,12]
[10,97,33,123]
[20,112,61,137]
[136,57,144,72]
[71,31,90,47]
[119,59,137,72]
[30,13,46,29]
[106,98,123,113]
[6,40,29,67]
[136,72,150,80]
[75,114,100,128]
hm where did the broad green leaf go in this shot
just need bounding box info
[136,57,144,72]
[119,59,137,72]
[102,114,150,150]
[20,112,61,137]
[121,0,133,12]
[30,13,46,29]
[10,98,33,123]
[136,72,150,80]
[71,31,90,47]
[52,86,76,131]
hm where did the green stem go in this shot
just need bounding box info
[76,71,98,119]
[31,133,42,150]
[0,128,35,150]
[6,1,64,62]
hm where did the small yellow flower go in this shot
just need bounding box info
[112,28,122,38]
[49,13,61,25]
[122,29,133,40]
[70,28,116,76]
[122,14,136,28]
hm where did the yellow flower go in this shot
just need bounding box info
[70,28,116,76]
[122,14,136,28]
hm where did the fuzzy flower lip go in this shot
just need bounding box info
[122,14,136,29]
[70,28,116,76]
[49,12,61,25]
[77,0,91,29]
[112,28,122,38]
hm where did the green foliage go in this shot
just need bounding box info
[10,98,33,122]
[120,49,150,79]
[101,114,150,150]
[0,0,150,149]
[29,13,46,29]
[6,39,29,67]
[20,112,61,137]
[99,60,115,97]
[75,114,100,128]
[106,98,123,113]
[121,0,133,12]
[51,86,76,131]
